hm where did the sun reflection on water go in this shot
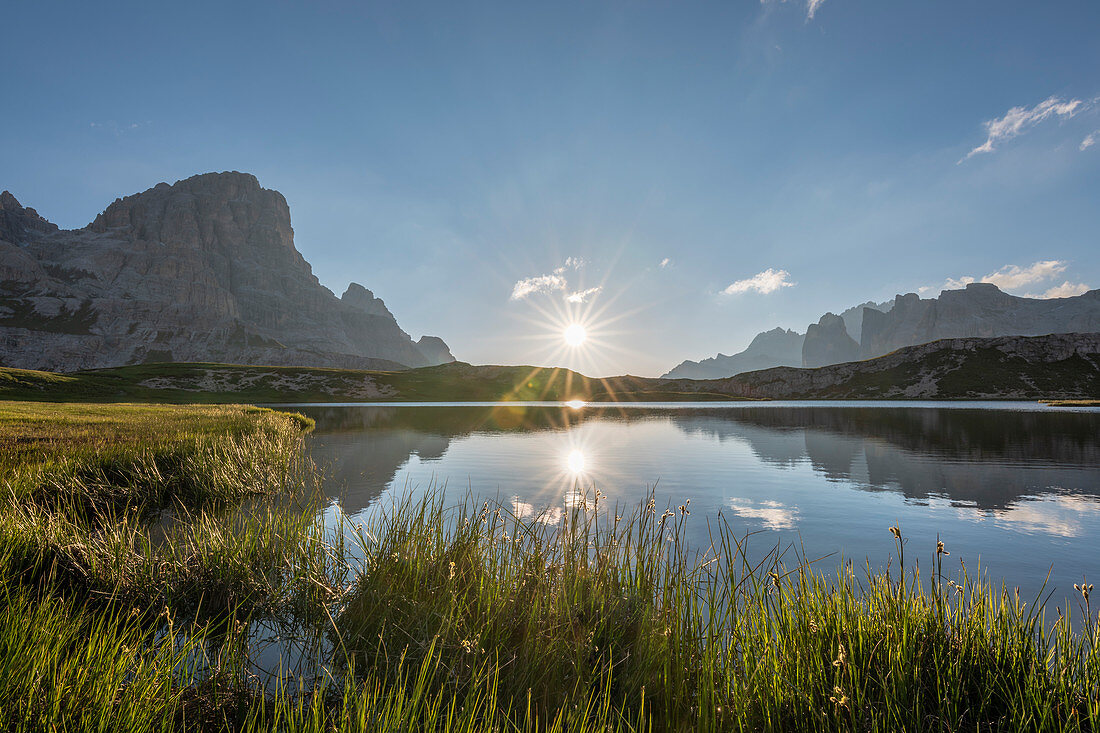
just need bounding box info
[566,449,586,474]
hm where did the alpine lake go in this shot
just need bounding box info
[288,400,1100,609]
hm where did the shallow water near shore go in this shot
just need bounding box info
[288,401,1100,609]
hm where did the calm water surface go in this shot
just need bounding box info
[292,401,1100,605]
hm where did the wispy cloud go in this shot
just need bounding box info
[1082,131,1098,151]
[89,120,149,135]
[510,257,595,302]
[723,268,795,295]
[961,96,1084,162]
[510,273,567,300]
[565,287,602,303]
[939,260,1089,299]
[760,0,826,21]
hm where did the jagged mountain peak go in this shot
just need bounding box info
[341,282,391,317]
[0,189,59,245]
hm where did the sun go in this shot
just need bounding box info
[563,323,587,347]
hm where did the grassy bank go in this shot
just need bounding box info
[3,402,1100,730]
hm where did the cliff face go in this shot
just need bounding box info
[662,327,804,379]
[0,172,454,372]
[802,313,860,368]
[838,299,893,341]
[861,283,1100,359]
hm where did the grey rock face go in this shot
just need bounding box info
[860,283,1100,359]
[802,313,861,367]
[662,327,804,379]
[415,336,455,365]
[838,299,893,341]
[341,283,393,317]
[0,172,454,372]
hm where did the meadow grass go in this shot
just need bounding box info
[3,401,1100,731]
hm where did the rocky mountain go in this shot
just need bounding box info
[668,332,1100,400]
[663,299,893,379]
[860,283,1100,359]
[836,299,893,344]
[662,327,804,379]
[0,172,454,372]
[802,313,860,368]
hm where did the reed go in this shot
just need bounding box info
[328,494,1100,731]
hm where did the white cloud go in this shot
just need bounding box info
[982,260,1068,290]
[962,96,1084,162]
[510,273,567,300]
[510,257,594,301]
[1025,281,1091,299]
[565,286,602,303]
[659,258,671,268]
[943,275,976,290]
[1082,131,1098,151]
[938,260,1089,299]
[722,268,795,295]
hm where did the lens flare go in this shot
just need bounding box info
[564,323,587,347]
[566,449,586,474]
[565,399,586,409]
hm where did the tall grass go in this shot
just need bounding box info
[3,401,1100,730]
[330,493,1100,731]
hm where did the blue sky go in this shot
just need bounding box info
[2,0,1098,376]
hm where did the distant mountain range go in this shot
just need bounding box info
[664,285,1100,379]
[4,332,1096,403]
[0,172,453,372]
[666,332,1100,400]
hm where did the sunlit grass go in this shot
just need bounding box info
[330,494,1100,731]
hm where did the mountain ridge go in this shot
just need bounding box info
[673,332,1100,400]
[663,286,1100,380]
[2,333,1096,403]
[0,172,454,372]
